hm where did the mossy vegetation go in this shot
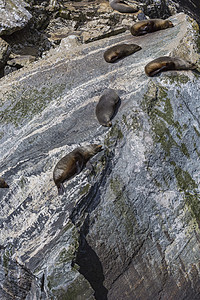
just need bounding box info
[110,176,136,236]
[173,164,200,224]
[143,85,189,158]
[143,81,200,225]
[104,122,123,148]
[47,223,80,294]
[0,83,66,127]
[79,183,90,195]
[122,113,142,132]
[51,276,94,300]
[163,74,190,86]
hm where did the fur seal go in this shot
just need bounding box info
[130,19,174,36]
[104,43,141,63]
[109,0,138,13]
[0,177,9,188]
[96,89,120,127]
[145,56,197,77]
[53,144,103,195]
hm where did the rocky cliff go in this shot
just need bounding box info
[0,11,200,300]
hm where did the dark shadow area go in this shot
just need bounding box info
[72,217,108,300]
[176,0,200,25]
[69,150,116,300]
[193,69,200,76]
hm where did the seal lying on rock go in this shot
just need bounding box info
[53,144,103,195]
[109,0,138,13]
[130,19,174,36]
[0,177,9,188]
[96,89,120,127]
[145,56,197,77]
[104,44,141,63]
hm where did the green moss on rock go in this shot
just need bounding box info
[80,183,90,195]
[0,83,66,127]
[51,275,94,300]
[110,176,136,236]
[174,165,200,223]
[104,122,123,148]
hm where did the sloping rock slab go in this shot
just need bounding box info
[0,13,200,299]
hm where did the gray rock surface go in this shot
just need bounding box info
[0,0,32,35]
[0,37,11,68]
[0,12,200,299]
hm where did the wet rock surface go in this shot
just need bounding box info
[0,12,200,299]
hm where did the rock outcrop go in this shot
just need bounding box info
[0,0,32,36]
[0,12,200,299]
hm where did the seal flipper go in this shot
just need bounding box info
[110,55,119,63]
[58,183,65,195]
[149,63,174,76]
[149,66,167,76]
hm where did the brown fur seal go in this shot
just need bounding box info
[96,89,120,127]
[109,0,138,13]
[0,177,9,188]
[145,56,197,77]
[130,19,174,36]
[104,43,141,63]
[53,144,103,195]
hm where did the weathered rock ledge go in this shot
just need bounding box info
[0,12,200,300]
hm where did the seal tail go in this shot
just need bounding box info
[57,183,65,195]
[190,63,198,70]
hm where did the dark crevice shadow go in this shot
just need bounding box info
[69,151,116,300]
[72,217,108,300]
[192,69,200,76]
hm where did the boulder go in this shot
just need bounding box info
[0,12,200,299]
[0,0,32,36]
[0,37,11,67]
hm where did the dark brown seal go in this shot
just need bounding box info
[145,56,197,77]
[130,19,174,36]
[0,177,9,188]
[109,0,138,13]
[53,144,103,195]
[96,89,120,127]
[104,44,141,63]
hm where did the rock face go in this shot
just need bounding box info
[176,0,200,24]
[0,0,32,36]
[0,12,200,299]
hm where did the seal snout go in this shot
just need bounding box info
[95,144,103,152]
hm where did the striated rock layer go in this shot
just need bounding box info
[0,12,200,299]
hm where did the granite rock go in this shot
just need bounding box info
[0,12,200,300]
[0,0,32,36]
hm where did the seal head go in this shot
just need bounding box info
[53,144,103,195]
[104,43,141,63]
